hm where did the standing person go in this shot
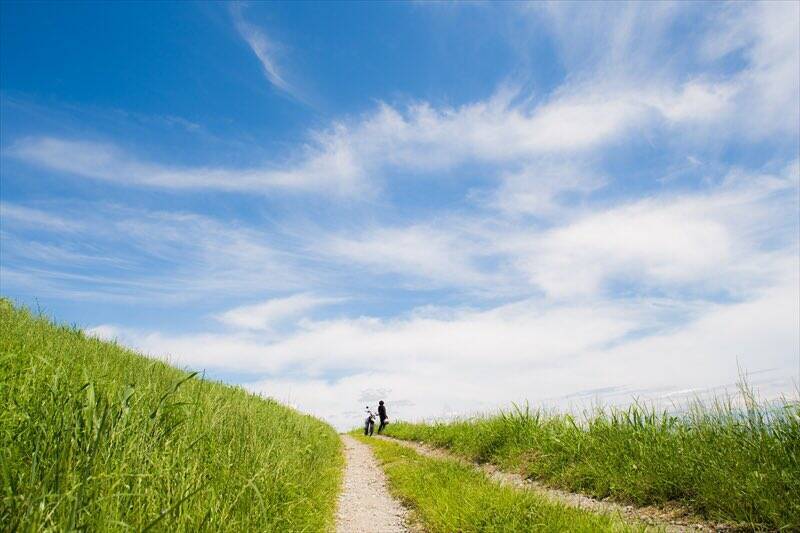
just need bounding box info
[377,400,389,434]
[364,406,375,436]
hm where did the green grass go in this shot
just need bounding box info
[356,434,636,532]
[0,299,343,532]
[383,393,800,530]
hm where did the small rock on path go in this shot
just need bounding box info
[335,435,412,533]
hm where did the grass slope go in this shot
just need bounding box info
[357,434,634,532]
[0,300,342,532]
[384,397,800,530]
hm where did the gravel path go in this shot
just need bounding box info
[335,435,412,533]
[376,435,735,532]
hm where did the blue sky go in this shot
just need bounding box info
[1,1,798,428]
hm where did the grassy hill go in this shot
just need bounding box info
[0,300,342,531]
[384,396,800,530]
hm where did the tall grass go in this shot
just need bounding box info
[0,299,343,531]
[384,390,800,530]
[358,434,635,532]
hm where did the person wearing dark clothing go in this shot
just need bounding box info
[377,400,388,433]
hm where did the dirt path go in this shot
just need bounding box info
[335,435,414,533]
[376,435,735,532]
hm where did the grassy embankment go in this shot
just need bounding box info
[0,300,343,532]
[384,394,800,530]
[356,434,634,532]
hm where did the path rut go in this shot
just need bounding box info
[376,435,737,532]
[335,435,413,533]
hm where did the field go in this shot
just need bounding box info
[4,295,798,532]
[383,394,800,530]
[0,300,343,531]
[357,435,633,532]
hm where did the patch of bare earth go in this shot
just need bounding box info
[335,435,417,533]
[376,436,740,532]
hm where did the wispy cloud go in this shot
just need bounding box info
[481,162,605,216]
[319,223,501,289]
[2,75,745,198]
[0,202,305,302]
[5,157,794,305]
[215,294,341,331]
[8,1,797,199]
[314,164,798,299]
[88,260,798,429]
[0,202,85,232]
[230,2,296,98]
[7,136,369,195]
[534,1,799,137]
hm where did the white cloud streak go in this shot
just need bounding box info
[1,203,304,302]
[0,202,85,232]
[320,223,500,288]
[230,3,295,97]
[7,136,369,195]
[215,294,340,331]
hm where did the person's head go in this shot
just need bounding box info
[379,400,384,405]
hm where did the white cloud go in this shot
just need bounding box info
[320,223,499,288]
[538,1,799,138]
[230,3,295,97]
[1,203,303,301]
[89,259,798,430]
[215,293,339,331]
[532,1,683,74]
[324,80,742,175]
[316,165,798,299]
[649,80,736,123]
[483,162,605,216]
[6,159,795,307]
[86,324,124,342]
[0,202,85,232]
[7,136,369,195]
[512,197,735,298]
[86,299,644,387]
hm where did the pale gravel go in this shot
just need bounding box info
[335,435,413,533]
[376,435,739,532]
